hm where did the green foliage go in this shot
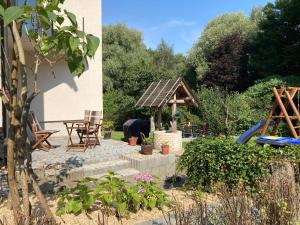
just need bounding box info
[250,0,300,78]
[197,88,252,135]
[103,91,137,129]
[203,32,253,92]
[178,107,202,127]
[102,120,114,131]
[178,137,300,191]
[178,138,271,190]
[189,13,257,81]
[242,77,285,122]
[56,172,167,217]
[102,24,189,129]
[0,0,99,77]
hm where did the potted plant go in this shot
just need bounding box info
[102,120,114,139]
[161,142,169,155]
[140,133,153,155]
[128,136,138,146]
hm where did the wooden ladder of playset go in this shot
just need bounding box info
[261,87,300,138]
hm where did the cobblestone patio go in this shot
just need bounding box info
[32,137,140,168]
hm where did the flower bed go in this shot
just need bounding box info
[56,172,168,218]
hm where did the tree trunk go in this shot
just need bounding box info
[6,48,23,225]
[11,20,56,224]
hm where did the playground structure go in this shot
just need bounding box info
[261,87,300,138]
[237,87,300,146]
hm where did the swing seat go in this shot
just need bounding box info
[256,136,300,146]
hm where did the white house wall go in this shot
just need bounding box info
[28,0,102,136]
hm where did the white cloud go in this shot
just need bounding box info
[165,19,196,28]
[148,19,196,31]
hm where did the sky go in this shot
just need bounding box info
[103,0,275,54]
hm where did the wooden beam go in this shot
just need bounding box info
[169,97,194,104]
[157,107,162,130]
[150,109,155,133]
[169,99,186,104]
[273,88,298,138]
[171,94,177,132]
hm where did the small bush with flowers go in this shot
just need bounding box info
[56,172,167,218]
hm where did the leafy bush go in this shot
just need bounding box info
[102,120,114,131]
[242,77,285,122]
[56,172,167,217]
[197,88,253,136]
[178,138,300,190]
[178,137,300,191]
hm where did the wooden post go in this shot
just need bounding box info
[150,108,155,133]
[171,94,177,132]
[157,107,162,130]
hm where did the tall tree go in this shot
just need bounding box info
[189,13,257,82]
[201,33,252,136]
[0,1,99,224]
[203,33,252,92]
[250,0,300,78]
[103,24,155,96]
[149,39,185,80]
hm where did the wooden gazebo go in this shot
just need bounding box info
[135,78,198,132]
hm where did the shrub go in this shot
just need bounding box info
[56,172,167,217]
[197,88,253,136]
[178,138,300,191]
[242,77,285,122]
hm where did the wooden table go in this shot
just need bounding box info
[63,120,90,151]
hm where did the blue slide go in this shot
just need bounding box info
[256,136,300,146]
[236,120,272,144]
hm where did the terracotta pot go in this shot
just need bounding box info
[161,145,169,155]
[141,144,153,155]
[128,137,137,146]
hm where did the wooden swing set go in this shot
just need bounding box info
[261,87,300,138]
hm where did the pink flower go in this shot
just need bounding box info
[133,174,141,181]
[145,175,153,182]
[133,174,153,182]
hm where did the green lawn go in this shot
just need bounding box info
[111,131,124,141]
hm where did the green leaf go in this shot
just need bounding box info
[148,197,156,209]
[4,6,23,26]
[47,11,57,22]
[56,207,66,216]
[0,5,4,16]
[77,30,85,38]
[65,199,83,214]
[64,9,77,26]
[102,193,112,206]
[132,193,140,210]
[86,34,100,57]
[117,202,127,217]
[69,36,80,52]
[67,54,83,74]
[56,16,64,25]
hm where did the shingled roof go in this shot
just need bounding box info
[135,78,198,108]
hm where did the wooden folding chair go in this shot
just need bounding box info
[77,110,91,144]
[77,110,102,148]
[27,111,59,151]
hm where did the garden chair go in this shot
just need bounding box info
[76,110,91,143]
[77,110,102,148]
[27,111,59,151]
